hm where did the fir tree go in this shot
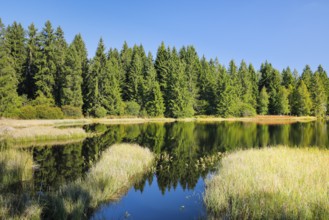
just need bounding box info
[277,86,290,115]
[311,73,327,117]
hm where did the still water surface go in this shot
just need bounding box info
[22,121,329,218]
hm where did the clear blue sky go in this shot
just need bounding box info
[1,0,328,73]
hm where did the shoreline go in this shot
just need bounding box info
[0,115,318,128]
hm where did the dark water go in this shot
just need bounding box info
[6,121,329,219]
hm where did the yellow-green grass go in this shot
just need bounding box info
[0,126,86,144]
[204,147,329,219]
[0,149,33,188]
[45,143,154,219]
[0,149,41,219]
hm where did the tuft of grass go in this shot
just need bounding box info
[0,149,33,189]
[44,143,154,219]
[0,126,86,144]
[204,146,329,219]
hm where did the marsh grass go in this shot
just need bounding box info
[0,149,42,219]
[204,147,329,219]
[0,149,33,189]
[44,143,154,219]
[0,126,86,145]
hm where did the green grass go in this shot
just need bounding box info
[44,143,154,219]
[204,146,329,219]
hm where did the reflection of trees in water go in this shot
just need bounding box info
[31,121,329,193]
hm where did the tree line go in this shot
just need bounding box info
[0,19,328,118]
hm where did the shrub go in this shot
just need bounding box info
[35,105,64,119]
[239,103,256,117]
[19,105,37,119]
[61,105,83,119]
[94,106,107,118]
[124,101,140,116]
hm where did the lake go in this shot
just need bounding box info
[3,121,329,219]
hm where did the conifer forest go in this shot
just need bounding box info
[0,19,328,119]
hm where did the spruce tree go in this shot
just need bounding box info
[166,48,194,118]
[277,86,290,115]
[293,80,312,116]
[179,46,199,112]
[53,26,68,105]
[0,19,21,116]
[120,41,133,98]
[61,44,83,108]
[5,22,26,95]
[125,45,143,103]
[143,53,164,116]
[310,73,327,117]
[85,38,107,116]
[23,23,39,99]
[102,48,124,115]
[258,87,269,115]
[71,34,89,113]
[34,20,56,102]
[155,42,170,99]
[216,66,237,117]
[300,65,313,90]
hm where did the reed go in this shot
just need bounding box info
[204,146,329,219]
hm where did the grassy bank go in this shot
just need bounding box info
[0,144,154,219]
[0,126,87,145]
[44,143,154,219]
[204,147,329,219]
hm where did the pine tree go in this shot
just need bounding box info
[258,87,269,115]
[34,20,56,102]
[22,23,39,99]
[0,19,21,116]
[61,44,83,108]
[5,22,26,95]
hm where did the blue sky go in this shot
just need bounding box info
[1,0,328,73]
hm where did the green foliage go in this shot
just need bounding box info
[292,80,312,116]
[61,105,83,118]
[258,87,269,115]
[124,101,141,116]
[19,105,37,119]
[0,19,328,119]
[35,105,64,119]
